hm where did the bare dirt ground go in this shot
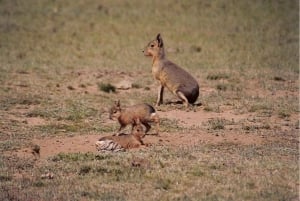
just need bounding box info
[8,76,291,160]
[14,113,265,160]
[3,69,298,162]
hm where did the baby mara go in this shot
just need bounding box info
[96,119,146,152]
[109,100,159,135]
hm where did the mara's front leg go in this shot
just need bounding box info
[156,84,164,107]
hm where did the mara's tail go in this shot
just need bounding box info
[185,86,200,104]
[150,112,159,123]
[150,112,160,134]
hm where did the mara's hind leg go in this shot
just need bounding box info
[176,91,190,108]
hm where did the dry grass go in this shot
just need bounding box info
[0,144,298,200]
[0,0,299,200]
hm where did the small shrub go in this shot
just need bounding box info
[189,168,205,177]
[242,125,256,131]
[79,166,92,175]
[209,164,220,170]
[208,119,225,130]
[248,102,272,113]
[65,101,98,121]
[79,83,86,88]
[260,124,271,129]
[98,192,125,201]
[246,182,256,189]
[67,85,75,90]
[52,152,96,162]
[207,73,229,80]
[33,180,45,187]
[273,76,285,81]
[278,110,291,118]
[242,124,271,131]
[95,154,113,160]
[0,175,12,182]
[173,195,192,201]
[155,178,172,190]
[26,109,50,118]
[216,84,227,91]
[160,118,185,132]
[95,167,110,174]
[132,83,141,89]
[295,120,299,129]
[98,83,116,93]
[203,105,214,112]
[190,45,202,53]
[80,191,91,198]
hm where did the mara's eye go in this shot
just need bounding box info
[150,44,154,48]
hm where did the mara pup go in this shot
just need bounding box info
[109,100,159,135]
[143,33,199,107]
[96,119,146,152]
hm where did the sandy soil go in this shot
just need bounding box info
[4,70,298,160]
[12,109,267,160]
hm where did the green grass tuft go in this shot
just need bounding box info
[207,73,229,80]
[208,118,226,130]
[98,83,116,93]
[51,152,97,162]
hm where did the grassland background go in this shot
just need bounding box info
[0,0,299,201]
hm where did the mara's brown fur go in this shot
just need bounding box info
[143,33,199,107]
[109,100,159,135]
[96,119,146,151]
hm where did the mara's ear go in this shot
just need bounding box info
[156,33,163,48]
[115,100,120,107]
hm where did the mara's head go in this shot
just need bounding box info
[143,33,165,58]
[109,100,121,120]
[132,119,146,138]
